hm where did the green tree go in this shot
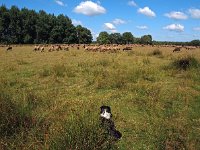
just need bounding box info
[35,10,52,43]
[8,6,22,43]
[0,5,92,44]
[109,33,123,44]
[140,35,152,45]
[97,31,110,44]
[189,40,200,46]
[20,8,37,43]
[76,25,92,44]
[122,32,134,44]
[0,5,10,44]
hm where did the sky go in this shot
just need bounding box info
[1,0,200,42]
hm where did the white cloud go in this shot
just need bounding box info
[136,26,148,30]
[104,23,117,32]
[188,8,200,19]
[55,0,66,6]
[138,7,156,17]
[112,18,126,25]
[165,11,188,20]
[72,19,82,26]
[73,1,106,16]
[163,24,184,32]
[128,1,137,7]
[193,27,200,31]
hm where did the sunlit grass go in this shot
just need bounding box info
[0,45,200,149]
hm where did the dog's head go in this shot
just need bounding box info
[100,105,112,119]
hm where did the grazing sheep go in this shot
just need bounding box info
[64,46,69,51]
[34,45,40,51]
[6,46,12,51]
[173,47,181,52]
[100,106,122,140]
[40,46,45,52]
[123,46,132,51]
[55,45,62,51]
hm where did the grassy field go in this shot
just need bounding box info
[0,45,200,149]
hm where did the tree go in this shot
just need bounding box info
[97,31,110,44]
[122,32,134,44]
[109,33,123,44]
[8,6,22,43]
[0,5,10,44]
[76,25,92,44]
[20,8,37,43]
[189,40,200,46]
[0,5,92,44]
[49,25,64,43]
[140,35,152,45]
[58,15,78,44]
[35,10,52,43]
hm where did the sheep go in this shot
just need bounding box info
[34,45,40,51]
[40,46,45,52]
[173,47,181,52]
[123,46,132,51]
[6,46,12,51]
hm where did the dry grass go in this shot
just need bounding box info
[0,45,200,149]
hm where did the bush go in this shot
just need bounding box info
[171,55,200,70]
[149,49,163,56]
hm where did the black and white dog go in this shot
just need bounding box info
[100,106,122,140]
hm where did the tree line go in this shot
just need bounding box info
[96,31,153,45]
[0,5,93,44]
[0,5,200,46]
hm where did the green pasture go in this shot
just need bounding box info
[0,45,200,149]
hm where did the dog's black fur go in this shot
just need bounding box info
[100,106,122,140]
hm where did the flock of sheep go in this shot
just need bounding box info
[32,44,133,53]
[2,44,198,53]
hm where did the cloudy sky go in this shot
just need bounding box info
[1,0,200,41]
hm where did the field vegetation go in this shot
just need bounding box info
[0,45,200,149]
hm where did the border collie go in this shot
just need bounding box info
[100,106,122,140]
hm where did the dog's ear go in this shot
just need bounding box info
[106,106,111,113]
[100,106,105,113]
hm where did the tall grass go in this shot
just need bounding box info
[0,46,200,149]
[49,113,117,150]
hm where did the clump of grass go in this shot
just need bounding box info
[52,64,66,77]
[65,65,76,77]
[128,67,158,83]
[127,51,135,56]
[39,67,52,77]
[49,113,117,150]
[171,55,200,70]
[151,49,162,56]
[0,89,36,137]
[17,59,29,65]
[96,59,111,67]
[142,57,151,65]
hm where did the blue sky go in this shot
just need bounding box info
[1,0,200,42]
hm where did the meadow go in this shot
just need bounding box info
[0,45,200,149]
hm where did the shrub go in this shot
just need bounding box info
[171,55,200,70]
[149,49,163,56]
